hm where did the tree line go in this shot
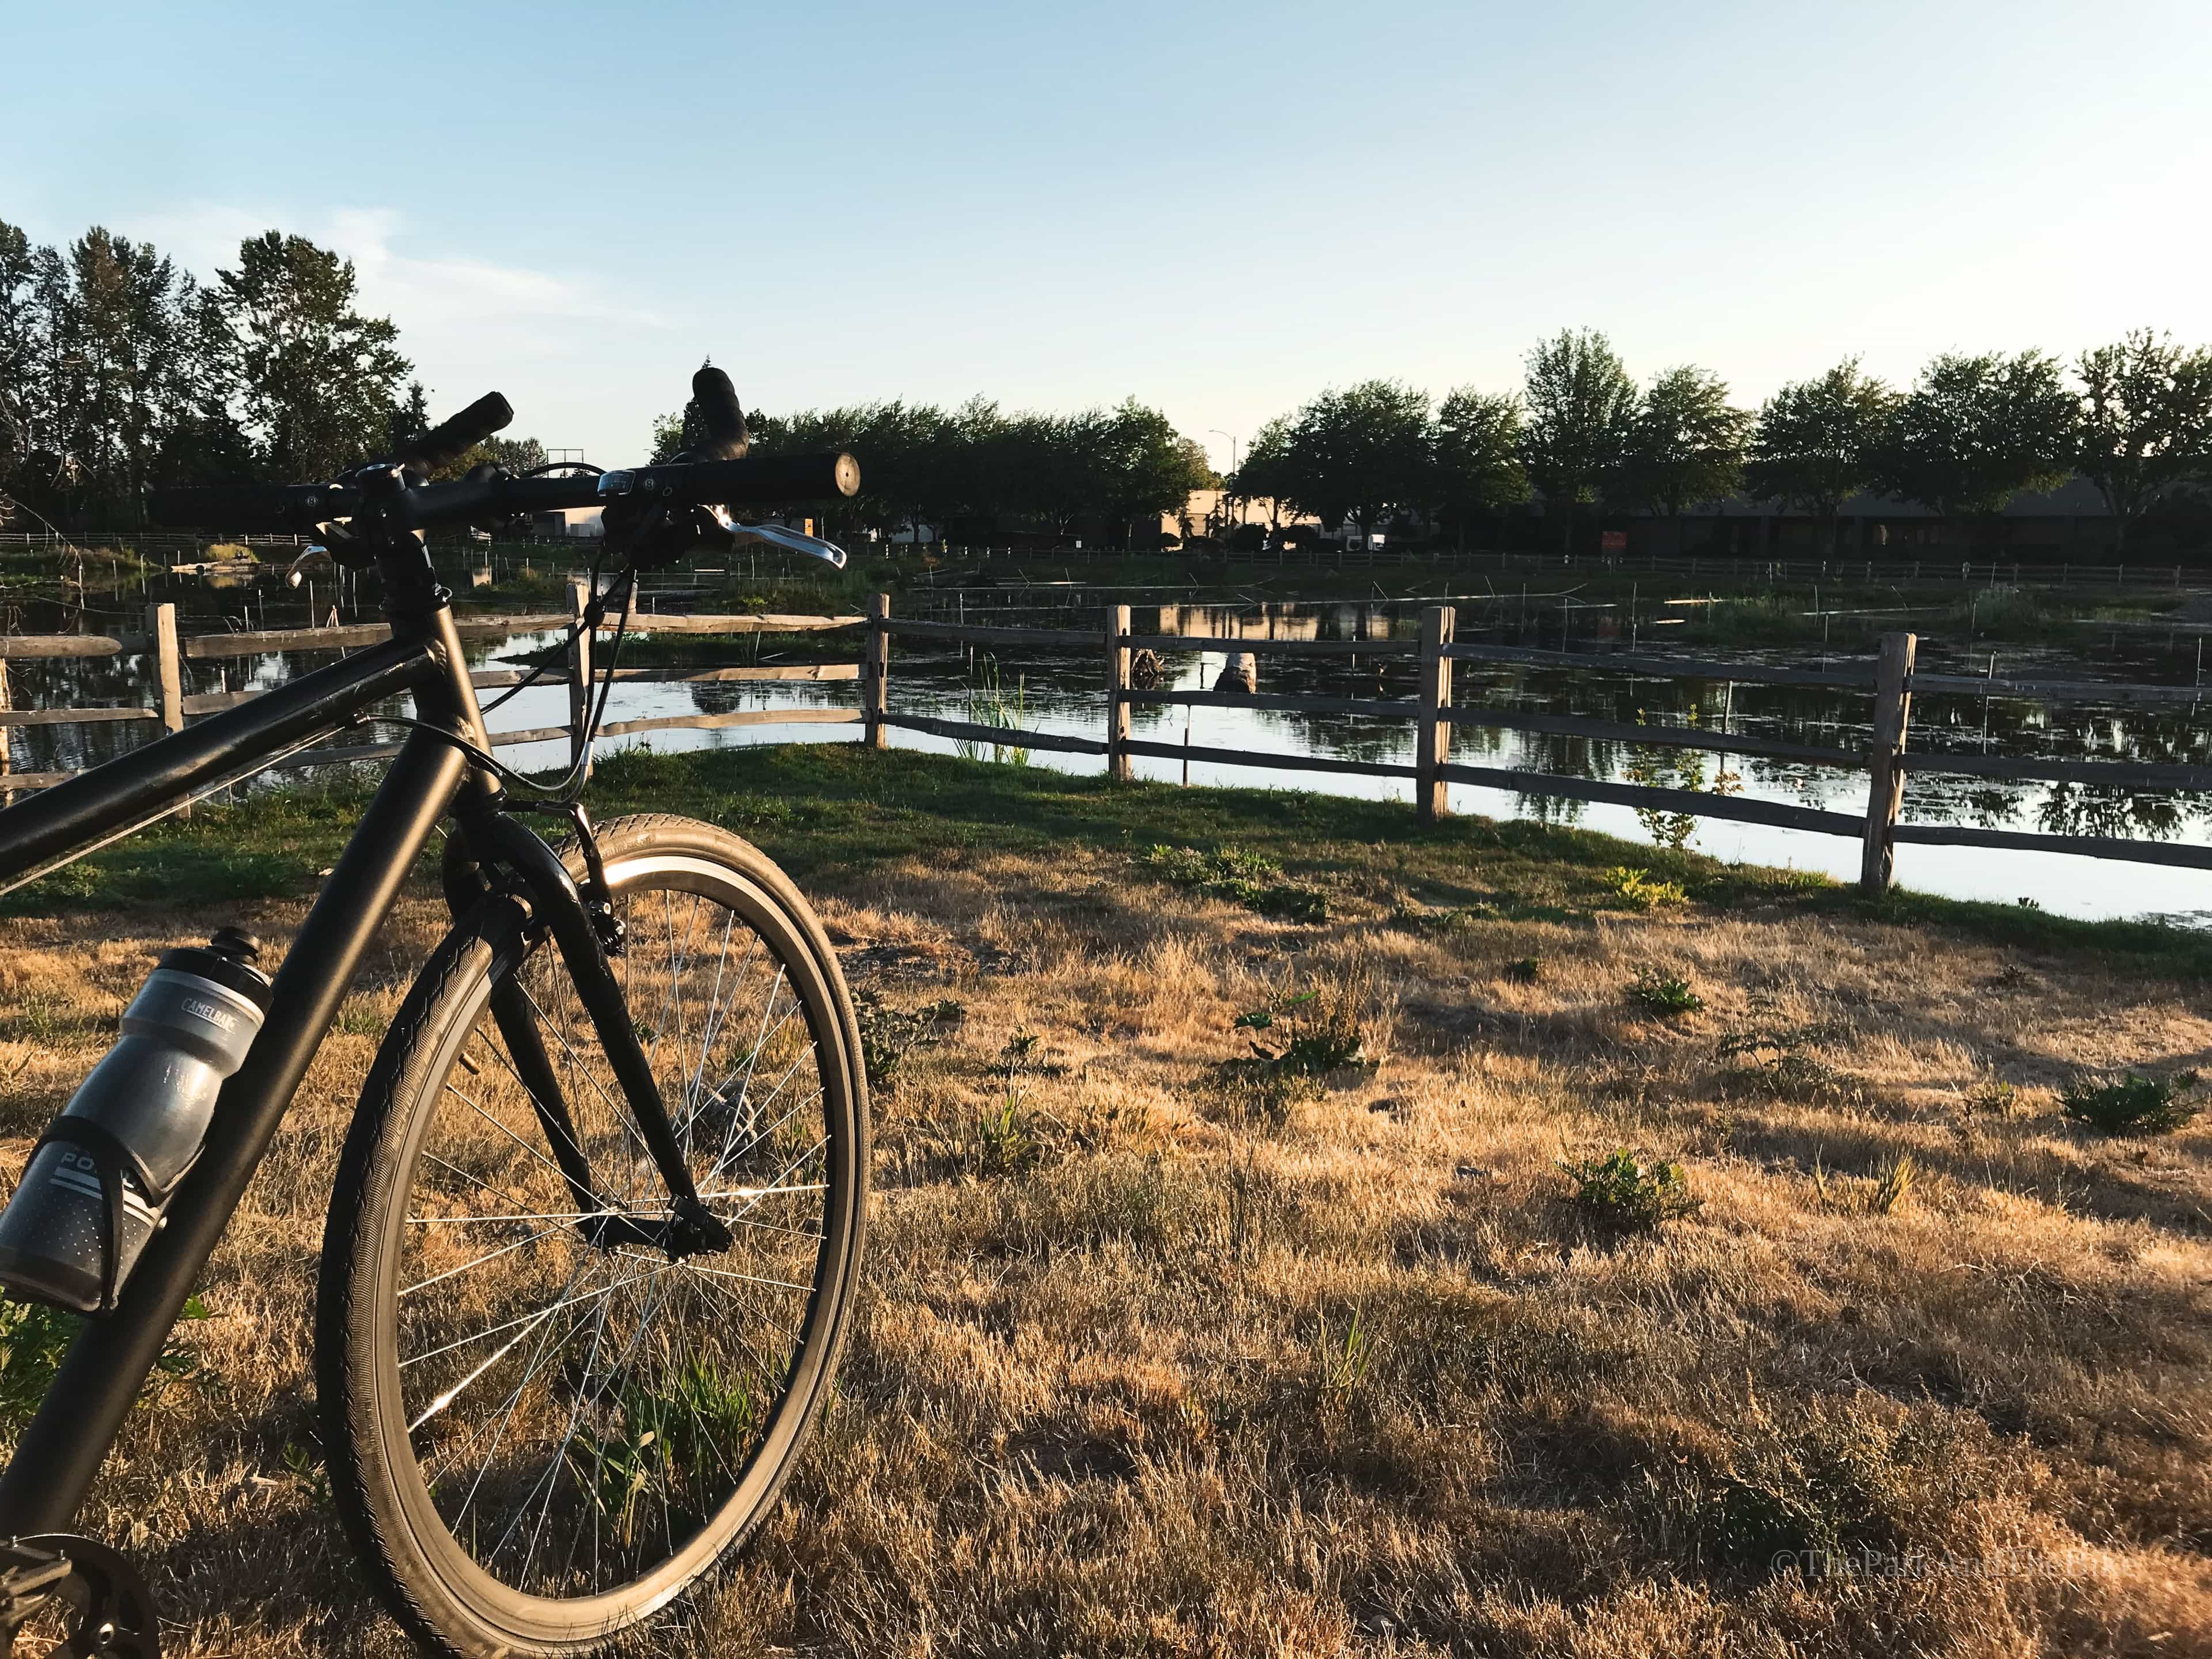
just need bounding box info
[0,219,539,529]
[653,389,1218,547]
[1237,329,2212,554]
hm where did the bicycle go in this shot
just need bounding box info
[0,369,871,1658]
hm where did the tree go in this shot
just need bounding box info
[2075,329,2212,552]
[1092,398,1210,546]
[1432,387,1526,548]
[1622,366,1747,550]
[1232,415,1297,532]
[217,231,411,482]
[1279,380,1434,537]
[1874,350,2077,527]
[1518,328,1637,551]
[1744,358,1895,551]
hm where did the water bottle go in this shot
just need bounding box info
[0,927,271,1313]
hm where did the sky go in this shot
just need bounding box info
[5,0,2209,474]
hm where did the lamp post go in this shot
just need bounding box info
[1210,429,1243,528]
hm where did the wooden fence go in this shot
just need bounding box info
[0,582,863,799]
[859,597,2212,893]
[5,586,2208,892]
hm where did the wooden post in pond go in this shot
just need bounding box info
[1861,631,1916,895]
[863,592,891,749]
[1416,604,1456,822]
[149,601,185,819]
[567,577,594,783]
[1106,603,1132,781]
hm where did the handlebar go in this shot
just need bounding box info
[148,447,859,533]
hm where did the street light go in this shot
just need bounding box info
[1209,429,1243,527]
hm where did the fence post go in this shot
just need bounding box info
[1416,604,1455,821]
[149,601,186,818]
[863,592,890,749]
[1105,603,1131,781]
[567,577,594,783]
[1860,631,1916,895]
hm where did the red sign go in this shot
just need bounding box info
[1600,531,1628,552]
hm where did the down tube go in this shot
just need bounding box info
[0,728,469,1532]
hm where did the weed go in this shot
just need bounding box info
[959,654,1032,766]
[1963,1077,2018,1113]
[1505,955,1544,983]
[1142,844,1329,924]
[2061,1070,2202,1135]
[1560,1148,1701,1234]
[855,993,964,1093]
[1211,974,1372,1120]
[1605,866,1688,910]
[971,1095,1042,1178]
[0,1294,209,1427]
[569,1357,761,1547]
[1692,1396,1941,1575]
[1315,1309,1373,1410]
[281,1438,332,1506]
[1717,1021,1851,1100]
[1629,968,1703,1016]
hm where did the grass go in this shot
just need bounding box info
[2,746,2212,1654]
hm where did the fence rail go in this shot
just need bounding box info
[0,585,868,804]
[4,586,2206,889]
[857,594,2212,892]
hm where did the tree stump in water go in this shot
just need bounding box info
[1214,651,1256,695]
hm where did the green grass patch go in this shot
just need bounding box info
[2060,1070,2202,1135]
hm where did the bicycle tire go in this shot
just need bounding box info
[316,815,868,1657]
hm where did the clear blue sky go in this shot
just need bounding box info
[5,0,2206,472]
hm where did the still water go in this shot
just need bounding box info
[9,586,2210,926]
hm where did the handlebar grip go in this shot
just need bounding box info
[658,450,860,505]
[691,366,749,461]
[403,391,514,475]
[147,482,347,531]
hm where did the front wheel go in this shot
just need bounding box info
[316,815,869,1658]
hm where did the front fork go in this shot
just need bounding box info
[440,808,732,1259]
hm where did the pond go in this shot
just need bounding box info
[6,573,2210,926]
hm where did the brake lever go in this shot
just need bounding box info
[706,506,848,570]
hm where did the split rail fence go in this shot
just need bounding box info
[4,587,2207,894]
[0,582,863,801]
[859,597,2212,894]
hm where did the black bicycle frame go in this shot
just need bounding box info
[0,581,695,1533]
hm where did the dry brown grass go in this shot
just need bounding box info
[5,808,2211,1656]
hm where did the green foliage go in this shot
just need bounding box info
[1621,365,1749,518]
[1518,328,1638,536]
[1213,973,1372,1119]
[1744,358,1896,536]
[1433,386,1528,537]
[958,653,1031,765]
[854,993,964,1093]
[1275,379,1438,533]
[2060,1069,2202,1135]
[1628,967,1703,1016]
[1874,350,2078,518]
[0,1293,209,1427]
[1604,865,1688,908]
[1141,844,1328,923]
[568,1357,761,1546]
[2075,329,2212,549]
[1505,955,1544,983]
[1560,1148,1700,1234]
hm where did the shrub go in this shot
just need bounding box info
[1629,967,1703,1016]
[1505,955,1544,983]
[2061,1070,2201,1135]
[1561,1149,1700,1234]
